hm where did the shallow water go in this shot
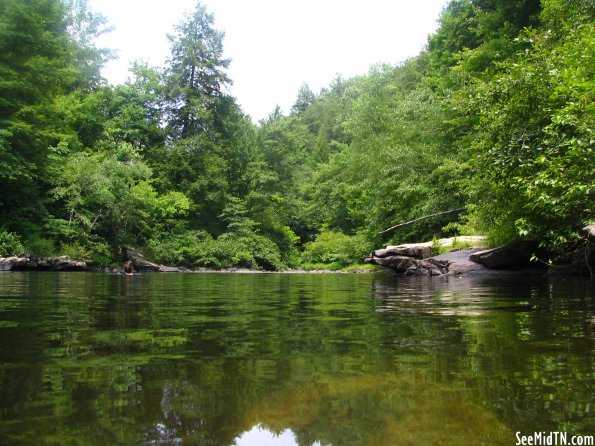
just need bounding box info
[0,272,593,445]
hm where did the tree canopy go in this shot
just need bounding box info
[1,0,593,269]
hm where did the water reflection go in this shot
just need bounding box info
[234,425,322,446]
[0,272,592,445]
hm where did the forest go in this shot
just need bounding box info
[0,0,593,270]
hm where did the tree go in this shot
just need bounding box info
[163,1,230,140]
[427,0,541,74]
[0,0,77,229]
[463,0,595,253]
[104,62,166,159]
[291,83,316,115]
[51,141,189,257]
[63,0,113,90]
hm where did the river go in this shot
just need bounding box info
[0,272,593,445]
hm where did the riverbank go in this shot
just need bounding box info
[365,230,595,277]
[0,255,382,274]
[3,227,593,277]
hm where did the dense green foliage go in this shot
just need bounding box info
[1,0,593,268]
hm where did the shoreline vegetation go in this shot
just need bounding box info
[3,228,592,276]
[1,0,593,277]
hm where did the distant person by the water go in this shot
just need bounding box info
[123,260,134,276]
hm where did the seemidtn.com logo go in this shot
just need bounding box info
[516,432,594,446]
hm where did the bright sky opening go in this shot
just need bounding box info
[89,0,449,122]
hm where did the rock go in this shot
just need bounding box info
[365,235,488,275]
[434,249,488,275]
[405,258,449,276]
[0,256,88,271]
[125,246,161,272]
[158,265,182,273]
[375,244,432,259]
[582,224,595,242]
[469,241,538,269]
[370,236,487,263]
[37,256,89,271]
[0,257,32,271]
[365,255,418,271]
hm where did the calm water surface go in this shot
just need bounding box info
[0,272,593,445]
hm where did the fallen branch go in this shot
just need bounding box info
[378,208,465,236]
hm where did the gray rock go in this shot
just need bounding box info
[374,245,432,259]
[405,258,449,276]
[158,265,182,273]
[0,257,31,271]
[365,255,418,271]
[38,256,89,271]
[0,256,88,271]
[468,241,537,268]
[434,249,488,275]
[125,246,161,272]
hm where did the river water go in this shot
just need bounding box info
[0,272,593,445]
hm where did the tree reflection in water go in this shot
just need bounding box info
[0,273,592,445]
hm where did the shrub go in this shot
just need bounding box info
[301,231,370,267]
[89,241,118,267]
[60,242,91,261]
[23,235,55,257]
[146,231,221,268]
[215,233,285,270]
[0,230,25,257]
[146,229,286,271]
[302,262,343,271]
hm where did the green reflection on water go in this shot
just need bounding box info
[0,272,593,445]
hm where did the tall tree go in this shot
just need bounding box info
[291,83,316,115]
[0,0,76,228]
[163,2,230,141]
[63,0,113,90]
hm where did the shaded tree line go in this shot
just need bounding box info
[1,0,593,269]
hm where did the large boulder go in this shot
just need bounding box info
[405,258,449,276]
[0,256,89,271]
[0,257,32,271]
[365,255,418,271]
[158,265,183,273]
[433,249,488,275]
[36,256,89,271]
[371,236,487,262]
[374,244,432,259]
[469,241,538,269]
[125,246,161,272]
[365,236,488,275]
